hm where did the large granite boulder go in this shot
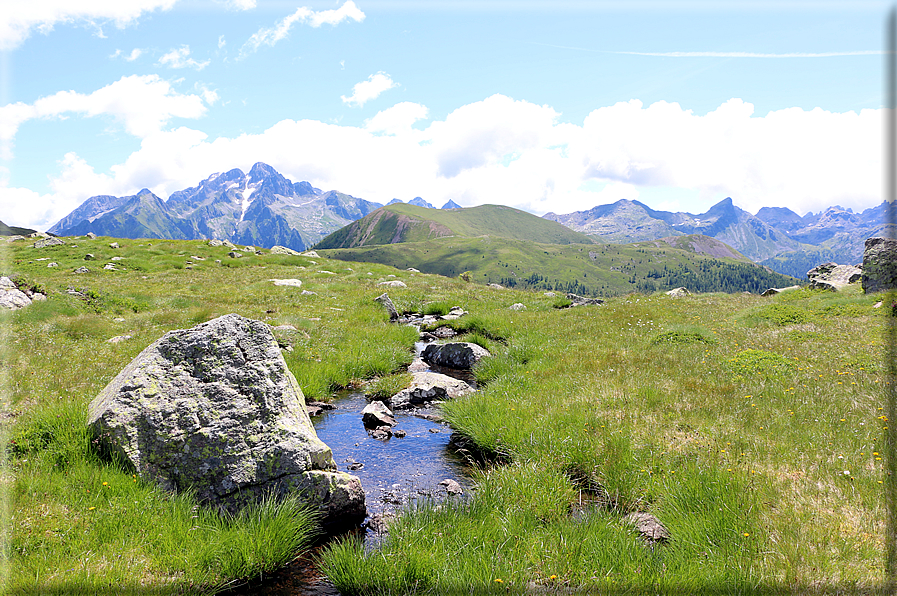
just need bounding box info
[807,262,862,291]
[422,342,490,370]
[87,314,365,527]
[0,277,32,310]
[33,236,64,249]
[863,237,897,294]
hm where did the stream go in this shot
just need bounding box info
[232,335,475,595]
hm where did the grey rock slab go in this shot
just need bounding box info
[439,479,463,495]
[566,293,604,307]
[378,280,407,288]
[270,245,301,255]
[422,342,490,370]
[87,232,97,239]
[665,287,690,298]
[270,279,302,287]
[33,237,65,249]
[863,237,897,294]
[807,262,862,291]
[109,242,119,249]
[0,284,32,310]
[761,285,800,297]
[87,313,365,525]
[361,401,396,428]
[508,303,526,310]
[624,512,669,544]
[388,371,474,409]
[74,266,90,273]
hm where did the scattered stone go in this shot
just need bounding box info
[419,331,437,342]
[0,277,32,310]
[5,235,25,243]
[566,293,604,307]
[47,262,58,268]
[191,256,205,261]
[392,429,406,438]
[761,285,800,297]
[87,232,97,239]
[347,462,364,471]
[107,335,132,344]
[301,250,321,258]
[366,511,396,534]
[270,279,303,287]
[33,237,65,249]
[111,256,123,261]
[875,301,884,308]
[300,290,317,296]
[318,270,337,275]
[362,401,397,428]
[439,479,463,495]
[103,263,116,270]
[862,237,897,294]
[371,427,392,440]
[374,293,399,320]
[407,268,420,272]
[74,266,90,273]
[487,283,504,289]
[32,293,46,302]
[308,401,336,412]
[215,259,222,264]
[270,245,301,255]
[623,512,669,544]
[87,313,365,525]
[543,291,556,297]
[665,287,690,298]
[306,405,323,417]
[378,280,407,288]
[228,251,242,259]
[84,253,96,260]
[428,428,440,434]
[508,303,526,311]
[422,342,491,370]
[807,262,862,291]
[114,317,126,322]
[109,242,119,249]
[208,239,223,247]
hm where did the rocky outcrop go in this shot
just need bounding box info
[807,262,862,291]
[566,293,604,307]
[270,279,302,287]
[33,237,65,249]
[862,237,897,294]
[761,285,801,297]
[422,342,490,370]
[87,314,365,527]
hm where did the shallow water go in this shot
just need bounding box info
[234,350,474,595]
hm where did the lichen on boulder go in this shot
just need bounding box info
[87,313,365,527]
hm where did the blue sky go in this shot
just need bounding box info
[0,0,889,230]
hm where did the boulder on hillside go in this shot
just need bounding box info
[862,237,897,294]
[378,280,407,288]
[807,262,862,291]
[270,245,301,255]
[374,293,399,320]
[0,277,32,310]
[87,314,365,527]
[566,293,604,307]
[33,237,64,249]
[665,287,690,298]
[422,342,490,370]
[761,285,801,297]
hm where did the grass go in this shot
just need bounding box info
[1,234,891,593]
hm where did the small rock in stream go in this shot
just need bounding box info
[439,479,463,495]
[393,429,407,438]
[362,401,397,428]
[347,462,365,471]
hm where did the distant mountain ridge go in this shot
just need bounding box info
[49,163,383,251]
[545,198,894,277]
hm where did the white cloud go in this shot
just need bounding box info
[3,95,883,231]
[0,75,210,156]
[341,73,397,107]
[158,45,210,70]
[617,50,881,58]
[219,0,255,9]
[365,102,428,135]
[240,1,364,57]
[218,35,226,49]
[112,48,143,61]
[0,0,178,51]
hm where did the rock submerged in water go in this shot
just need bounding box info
[87,313,365,528]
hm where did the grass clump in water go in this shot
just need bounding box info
[365,372,413,400]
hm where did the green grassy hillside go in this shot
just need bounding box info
[3,233,888,594]
[321,234,798,296]
[315,203,595,249]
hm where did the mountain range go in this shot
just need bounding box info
[47,162,893,278]
[544,198,894,278]
[48,163,383,251]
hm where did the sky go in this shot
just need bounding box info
[0,0,890,231]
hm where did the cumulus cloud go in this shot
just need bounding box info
[240,1,364,57]
[0,74,211,156]
[3,95,883,231]
[0,0,177,51]
[158,45,210,70]
[341,73,397,107]
[365,102,428,135]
